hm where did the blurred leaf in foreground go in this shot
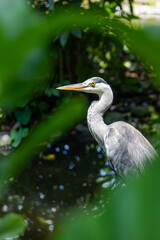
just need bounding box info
[53,155,160,240]
[0,0,48,105]
[0,213,26,239]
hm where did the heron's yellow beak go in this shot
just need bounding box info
[56,83,84,91]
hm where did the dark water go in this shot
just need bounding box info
[1,125,115,240]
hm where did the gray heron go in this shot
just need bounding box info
[57,77,157,179]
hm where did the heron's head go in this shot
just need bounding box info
[57,77,111,97]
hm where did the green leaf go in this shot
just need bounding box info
[71,29,82,38]
[0,213,26,239]
[60,32,69,48]
[15,106,31,125]
[10,128,29,147]
[11,138,21,148]
[10,129,18,140]
[10,129,21,147]
[0,0,48,105]
[52,89,60,97]
[19,128,29,138]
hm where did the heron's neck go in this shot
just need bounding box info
[87,90,113,148]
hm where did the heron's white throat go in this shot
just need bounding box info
[87,88,113,149]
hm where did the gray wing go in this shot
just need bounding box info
[103,121,157,178]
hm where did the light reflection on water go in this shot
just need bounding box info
[1,132,115,239]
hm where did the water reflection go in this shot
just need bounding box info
[0,131,115,239]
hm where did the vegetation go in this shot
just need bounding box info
[0,0,160,239]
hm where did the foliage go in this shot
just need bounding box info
[0,0,48,105]
[15,106,31,126]
[0,213,26,240]
[11,128,29,147]
[29,0,126,14]
[0,0,159,239]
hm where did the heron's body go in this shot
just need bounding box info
[57,77,157,178]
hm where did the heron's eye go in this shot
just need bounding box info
[91,82,96,87]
